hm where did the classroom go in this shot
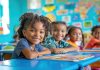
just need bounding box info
[0,0,100,70]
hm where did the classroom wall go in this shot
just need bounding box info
[27,0,100,32]
[0,0,100,43]
[0,0,27,43]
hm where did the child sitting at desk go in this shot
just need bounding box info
[66,26,84,50]
[84,25,100,70]
[44,21,78,54]
[66,26,91,70]
[12,13,51,59]
[85,25,100,49]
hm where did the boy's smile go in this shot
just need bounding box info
[52,24,67,42]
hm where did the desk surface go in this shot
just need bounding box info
[68,51,100,67]
[0,52,100,70]
[0,65,35,70]
[1,59,79,70]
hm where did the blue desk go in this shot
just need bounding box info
[68,51,100,70]
[0,52,100,70]
[0,65,35,70]
[1,59,79,70]
[62,51,100,70]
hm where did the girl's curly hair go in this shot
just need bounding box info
[18,13,51,39]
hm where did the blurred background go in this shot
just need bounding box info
[0,0,100,43]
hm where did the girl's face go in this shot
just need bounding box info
[51,24,67,42]
[92,28,100,40]
[69,28,82,42]
[22,22,45,45]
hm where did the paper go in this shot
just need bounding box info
[39,54,94,62]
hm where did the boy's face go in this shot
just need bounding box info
[22,22,45,45]
[69,29,82,42]
[93,28,100,40]
[51,24,67,41]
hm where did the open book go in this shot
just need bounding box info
[39,54,94,62]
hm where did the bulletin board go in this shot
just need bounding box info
[27,0,100,32]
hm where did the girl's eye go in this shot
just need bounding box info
[40,31,45,34]
[61,30,66,32]
[73,33,76,35]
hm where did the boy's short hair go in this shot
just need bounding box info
[51,21,67,29]
[91,25,100,35]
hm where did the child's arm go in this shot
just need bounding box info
[22,48,39,59]
[63,47,79,52]
[92,42,100,48]
[38,48,51,56]
[22,48,51,59]
[50,47,78,54]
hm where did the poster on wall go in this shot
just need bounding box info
[57,9,68,15]
[64,2,76,10]
[43,4,56,12]
[83,21,92,28]
[56,0,68,3]
[46,0,54,4]
[73,22,82,28]
[27,0,41,9]
[71,13,81,22]
[62,16,71,24]
[0,0,10,35]
[57,5,68,15]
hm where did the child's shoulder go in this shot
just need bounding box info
[19,38,27,42]
[60,40,70,46]
[45,36,55,42]
[90,37,100,43]
[18,38,29,45]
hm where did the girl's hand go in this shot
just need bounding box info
[37,52,43,57]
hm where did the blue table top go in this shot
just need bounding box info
[0,51,100,70]
[0,65,37,70]
[1,59,79,70]
[67,51,100,67]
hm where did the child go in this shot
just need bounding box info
[44,21,78,54]
[84,25,100,70]
[66,26,84,50]
[85,25,100,49]
[12,13,51,59]
[66,26,91,70]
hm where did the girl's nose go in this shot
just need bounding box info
[34,32,40,37]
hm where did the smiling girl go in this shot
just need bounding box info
[12,13,51,59]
